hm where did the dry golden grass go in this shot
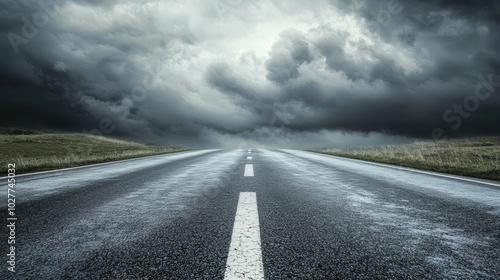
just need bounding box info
[313,137,500,181]
[0,132,185,175]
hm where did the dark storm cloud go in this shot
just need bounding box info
[266,29,313,84]
[205,62,284,131]
[1,0,499,147]
[0,0,191,139]
[206,62,258,102]
[316,0,500,139]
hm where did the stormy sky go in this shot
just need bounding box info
[1,0,499,148]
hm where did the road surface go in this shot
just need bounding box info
[1,149,500,279]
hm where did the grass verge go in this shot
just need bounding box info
[0,131,185,176]
[311,137,500,181]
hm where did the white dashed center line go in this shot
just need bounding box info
[224,192,264,280]
[244,164,254,177]
[247,156,252,160]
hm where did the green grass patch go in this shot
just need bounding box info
[0,131,185,175]
[312,137,500,181]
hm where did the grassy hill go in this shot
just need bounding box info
[313,137,500,181]
[0,130,185,175]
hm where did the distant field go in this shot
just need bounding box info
[313,137,500,181]
[0,129,185,175]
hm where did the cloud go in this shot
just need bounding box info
[1,0,499,147]
[265,29,313,84]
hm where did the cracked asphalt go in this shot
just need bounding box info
[1,149,499,279]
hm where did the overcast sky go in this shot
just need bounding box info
[1,0,499,148]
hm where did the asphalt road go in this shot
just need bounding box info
[1,149,500,279]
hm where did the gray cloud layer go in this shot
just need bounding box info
[1,0,499,147]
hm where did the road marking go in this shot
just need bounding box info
[310,152,500,188]
[247,151,251,154]
[0,150,212,180]
[244,164,254,177]
[224,192,264,280]
[247,156,252,160]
